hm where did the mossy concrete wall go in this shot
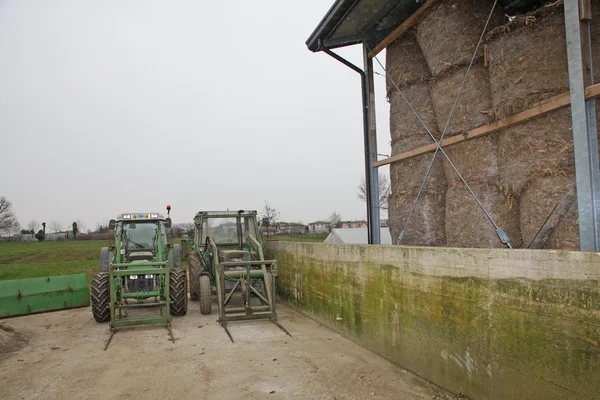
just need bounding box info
[267,242,600,400]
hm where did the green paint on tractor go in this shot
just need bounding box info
[90,207,187,331]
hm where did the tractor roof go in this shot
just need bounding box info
[194,210,258,219]
[116,213,167,221]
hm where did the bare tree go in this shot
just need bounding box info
[76,219,85,233]
[328,212,341,230]
[358,172,390,210]
[27,220,39,234]
[260,202,280,238]
[260,201,280,227]
[49,220,63,233]
[180,223,195,237]
[0,197,17,235]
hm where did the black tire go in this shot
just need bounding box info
[100,247,110,273]
[172,244,182,269]
[189,252,201,301]
[199,275,211,315]
[170,268,187,316]
[91,272,110,322]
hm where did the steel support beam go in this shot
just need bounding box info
[364,44,381,244]
[564,0,600,251]
[318,40,380,244]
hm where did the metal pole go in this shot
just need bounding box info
[564,0,600,251]
[364,44,381,244]
[318,40,377,244]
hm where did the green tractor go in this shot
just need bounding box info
[189,210,286,341]
[91,206,187,331]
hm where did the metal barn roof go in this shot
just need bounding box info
[306,0,550,53]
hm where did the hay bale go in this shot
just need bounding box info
[416,0,503,77]
[443,134,500,184]
[519,174,579,250]
[487,7,568,119]
[390,134,447,194]
[389,81,439,141]
[430,65,493,136]
[445,181,522,248]
[388,190,446,246]
[498,108,574,193]
[386,30,430,95]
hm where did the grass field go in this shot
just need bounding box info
[0,235,324,282]
[0,238,186,282]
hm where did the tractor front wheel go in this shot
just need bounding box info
[199,275,211,315]
[189,252,201,301]
[91,272,110,322]
[170,268,187,316]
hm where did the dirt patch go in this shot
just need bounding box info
[0,324,27,356]
[0,306,460,400]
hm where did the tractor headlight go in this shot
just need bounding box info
[122,214,132,219]
[150,213,158,218]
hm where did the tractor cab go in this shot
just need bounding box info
[111,213,171,263]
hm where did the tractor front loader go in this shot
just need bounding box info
[91,206,187,337]
[189,210,290,342]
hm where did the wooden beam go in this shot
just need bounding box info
[367,0,439,59]
[373,83,600,168]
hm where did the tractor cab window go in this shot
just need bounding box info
[203,218,242,244]
[201,216,259,244]
[123,221,159,251]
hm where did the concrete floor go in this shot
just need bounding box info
[0,301,458,400]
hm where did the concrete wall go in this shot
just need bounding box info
[267,242,600,400]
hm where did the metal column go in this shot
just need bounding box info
[318,40,381,244]
[564,0,600,251]
[364,44,381,244]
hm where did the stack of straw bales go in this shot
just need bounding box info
[417,0,520,248]
[487,3,578,249]
[387,30,447,246]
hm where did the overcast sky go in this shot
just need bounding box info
[0,0,390,231]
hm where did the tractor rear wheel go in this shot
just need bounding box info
[100,247,110,272]
[170,268,187,316]
[189,252,201,301]
[91,272,110,322]
[199,275,211,315]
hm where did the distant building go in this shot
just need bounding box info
[340,220,368,229]
[277,222,308,235]
[46,231,69,241]
[308,221,330,233]
[324,227,392,245]
[259,225,278,235]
